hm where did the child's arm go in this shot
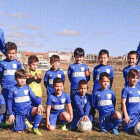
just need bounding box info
[121,98,130,124]
[46,105,51,128]
[66,103,73,122]
[110,78,113,88]
[85,66,90,82]
[44,72,48,88]
[0,95,6,115]
[83,100,91,121]
[67,66,71,82]
[61,71,65,82]
[110,67,114,88]
[112,91,116,108]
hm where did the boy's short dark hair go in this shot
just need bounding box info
[78,79,88,87]
[53,77,64,86]
[28,55,39,64]
[128,69,139,78]
[98,49,109,57]
[74,48,85,57]
[15,69,27,79]
[50,55,60,63]
[5,42,17,53]
[99,72,110,81]
[128,51,138,59]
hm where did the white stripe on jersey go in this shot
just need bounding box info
[15,96,30,103]
[72,72,85,77]
[129,97,139,103]
[4,70,16,75]
[52,104,64,110]
[98,100,112,106]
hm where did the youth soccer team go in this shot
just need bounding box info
[0,41,140,136]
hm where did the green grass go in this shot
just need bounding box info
[0,72,140,140]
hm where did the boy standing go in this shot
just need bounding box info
[93,49,114,93]
[8,69,44,136]
[46,78,73,131]
[93,72,122,135]
[0,42,22,126]
[68,48,90,106]
[26,55,42,106]
[44,55,65,95]
[123,51,140,87]
[70,80,94,130]
[121,69,140,134]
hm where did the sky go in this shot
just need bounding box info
[0,0,140,56]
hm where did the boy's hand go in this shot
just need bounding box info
[68,115,73,122]
[125,115,131,124]
[82,116,89,121]
[46,121,50,129]
[37,105,45,114]
[8,115,15,124]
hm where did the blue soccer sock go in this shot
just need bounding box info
[113,118,121,129]
[61,120,67,125]
[33,114,42,129]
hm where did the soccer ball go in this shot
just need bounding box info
[78,120,92,132]
[134,122,140,136]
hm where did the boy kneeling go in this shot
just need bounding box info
[8,69,44,136]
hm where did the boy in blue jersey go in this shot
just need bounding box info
[0,94,6,125]
[92,49,114,93]
[8,69,44,136]
[0,42,22,127]
[70,80,94,130]
[46,77,73,131]
[123,51,140,87]
[44,55,65,95]
[93,72,122,135]
[68,48,90,107]
[121,69,140,134]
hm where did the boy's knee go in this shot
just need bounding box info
[65,114,71,121]
[115,111,122,119]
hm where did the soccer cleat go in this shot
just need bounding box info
[112,129,119,135]
[25,120,33,129]
[0,122,6,128]
[33,128,42,136]
[60,124,67,131]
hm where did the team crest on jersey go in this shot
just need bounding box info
[49,74,52,77]
[81,67,85,71]
[13,64,17,69]
[52,100,55,102]
[84,99,87,104]
[57,74,61,78]
[14,91,17,94]
[4,64,6,67]
[73,67,75,69]
[137,90,140,95]
[61,98,66,103]
[106,69,110,74]
[24,90,28,95]
[129,91,132,93]
[107,94,111,99]
[98,69,100,71]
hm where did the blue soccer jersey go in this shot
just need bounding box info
[8,85,41,114]
[44,68,65,95]
[92,88,116,120]
[123,65,140,86]
[0,29,5,54]
[73,92,92,117]
[0,59,22,87]
[121,86,140,116]
[93,64,114,93]
[46,91,71,114]
[68,63,90,89]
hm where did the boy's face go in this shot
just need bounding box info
[99,76,110,89]
[74,55,84,64]
[29,62,39,71]
[6,49,16,61]
[127,76,139,87]
[16,77,26,87]
[78,84,88,97]
[128,54,138,66]
[98,54,109,65]
[53,82,64,95]
[50,61,60,70]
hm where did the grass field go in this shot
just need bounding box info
[0,72,140,140]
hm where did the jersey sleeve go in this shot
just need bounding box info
[93,67,96,82]
[44,72,48,82]
[111,91,116,108]
[92,92,97,108]
[110,67,114,78]
[0,94,5,105]
[0,29,5,54]
[61,71,65,82]
[67,65,72,82]
[84,96,91,116]
[17,61,22,69]
[0,62,3,72]
[121,88,128,99]
[85,65,90,82]
[65,93,71,104]
[8,88,14,115]
[46,95,52,105]
[123,68,126,79]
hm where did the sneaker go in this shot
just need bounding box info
[60,124,67,131]
[25,120,33,129]
[33,128,42,136]
[0,122,6,128]
[112,129,119,135]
